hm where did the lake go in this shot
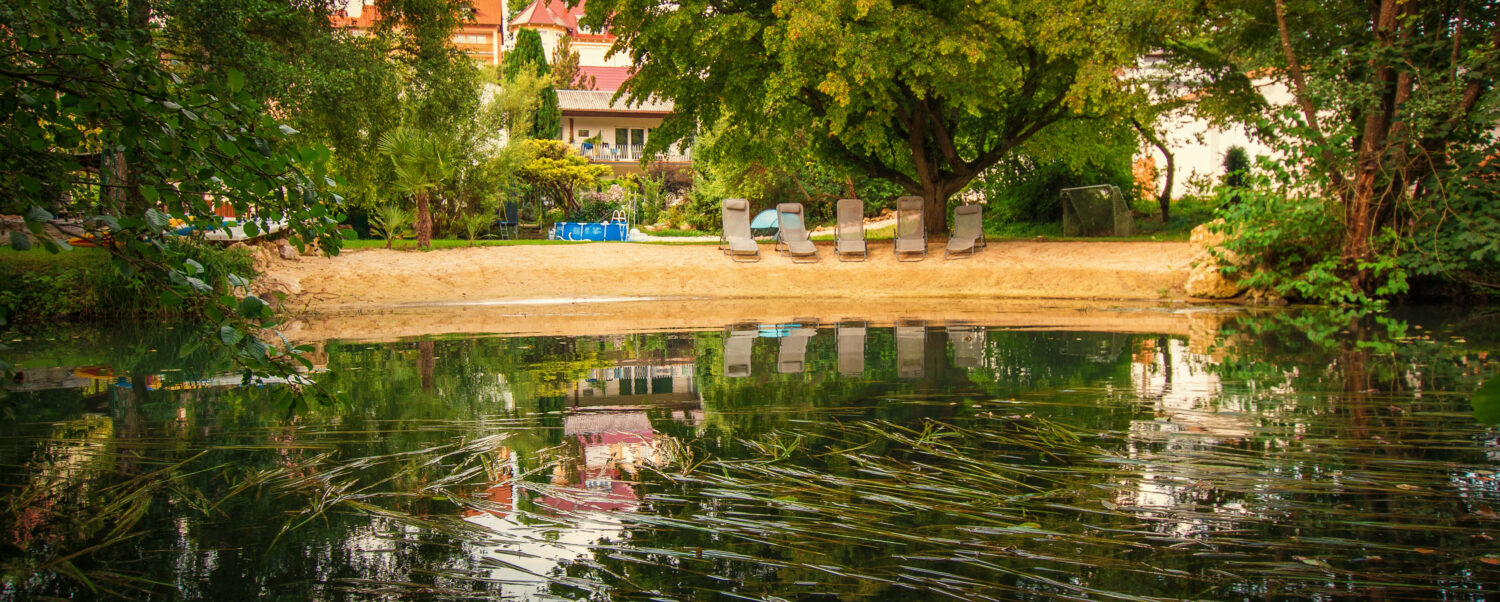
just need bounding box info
[2,307,1498,599]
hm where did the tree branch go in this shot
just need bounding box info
[1273,0,1349,196]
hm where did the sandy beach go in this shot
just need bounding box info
[258,240,1197,313]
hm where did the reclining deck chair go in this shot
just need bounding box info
[724,322,758,377]
[835,198,868,261]
[947,323,986,369]
[894,196,927,262]
[775,202,819,262]
[720,198,760,262]
[896,319,927,379]
[778,320,819,374]
[837,320,867,377]
[945,204,986,259]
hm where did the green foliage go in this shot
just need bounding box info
[1222,146,1250,188]
[1207,0,1500,300]
[974,136,1138,226]
[552,35,595,91]
[517,140,611,214]
[457,212,492,246]
[0,0,351,391]
[502,30,560,139]
[584,0,1177,234]
[370,204,414,249]
[0,242,252,322]
[377,126,459,249]
[1211,161,1407,305]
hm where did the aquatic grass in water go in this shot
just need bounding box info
[0,312,1497,599]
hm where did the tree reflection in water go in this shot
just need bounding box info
[0,309,1496,599]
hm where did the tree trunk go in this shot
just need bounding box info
[922,186,948,237]
[416,192,432,250]
[1131,118,1175,223]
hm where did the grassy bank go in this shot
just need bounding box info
[0,243,252,324]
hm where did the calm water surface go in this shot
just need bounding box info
[2,309,1499,600]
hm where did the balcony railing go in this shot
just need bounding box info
[575,144,692,163]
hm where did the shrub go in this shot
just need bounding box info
[0,239,253,324]
[1211,161,1407,305]
[973,150,1136,226]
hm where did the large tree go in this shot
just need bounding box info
[583,0,1174,234]
[1212,0,1500,297]
[502,29,562,140]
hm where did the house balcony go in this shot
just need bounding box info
[575,144,691,164]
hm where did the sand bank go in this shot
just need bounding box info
[260,240,1196,313]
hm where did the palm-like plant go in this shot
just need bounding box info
[370,204,414,249]
[458,212,492,247]
[377,127,458,251]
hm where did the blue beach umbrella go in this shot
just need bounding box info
[749,209,779,236]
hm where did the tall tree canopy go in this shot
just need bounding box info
[502,29,562,139]
[583,0,1175,233]
[1208,0,1500,299]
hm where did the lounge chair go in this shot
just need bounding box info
[835,198,867,261]
[777,320,818,373]
[947,323,986,369]
[775,202,819,262]
[724,322,758,377]
[720,198,760,262]
[945,204,986,259]
[896,319,926,379]
[837,320,866,376]
[894,196,927,262]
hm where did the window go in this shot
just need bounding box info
[578,129,590,138]
[453,33,489,44]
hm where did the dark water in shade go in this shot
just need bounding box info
[2,309,1499,600]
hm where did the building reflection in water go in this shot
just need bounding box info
[463,343,703,591]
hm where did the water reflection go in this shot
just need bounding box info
[1,311,1498,599]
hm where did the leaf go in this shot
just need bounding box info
[1293,556,1334,571]
[9,231,31,251]
[144,208,171,229]
[1483,555,1500,566]
[227,69,245,93]
[227,273,250,289]
[238,295,267,318]
[219,325,244,345]
[184,258,205,275]
[278,124,300,136]
[25,205,54,222]
[1474,379,1500,425]
[185,277,213,293]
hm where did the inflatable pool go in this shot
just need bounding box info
[551,221,629,241]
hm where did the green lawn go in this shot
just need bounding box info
[0,246,112,269]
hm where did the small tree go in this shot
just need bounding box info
[502,29,561,139]
[377,127,458,251]
[517,139,610,214]
[371,204,414,249]
[552,36,596,91]
[458,213,491,246]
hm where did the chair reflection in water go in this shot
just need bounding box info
[837,320,867,377]
[723,323,758,378]
[778,320,819,374]
[947,323,986,369]
[896,320,926,379]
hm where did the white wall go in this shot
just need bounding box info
[573,41,632,68]
[1146,80,1291,196]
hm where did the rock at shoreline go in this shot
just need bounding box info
[1185,220,1246,299]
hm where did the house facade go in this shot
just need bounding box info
[508,0,688,176]
[335,0,509,66]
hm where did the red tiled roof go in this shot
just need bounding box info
[333,0,507,30]
[468,0,507,26]
[576,65,632,91]
[511,0,608,36]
